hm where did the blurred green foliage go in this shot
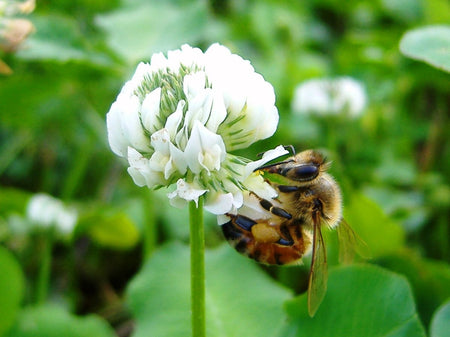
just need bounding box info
[0,247,24,336]
[430,300,450,337]
[0,0,449,336]
[285,264,426,337]
[127,243,291,337]
[4,305,117,337]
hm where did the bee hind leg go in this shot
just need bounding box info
[251,222,281,244]
[251,222,294,246]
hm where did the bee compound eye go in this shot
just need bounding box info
[293,165,319,181]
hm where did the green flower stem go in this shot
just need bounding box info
[322,117,338,152]
[189,197,205,337]
[61,138,94,200]
[143,191,157,259]
[36,230,54,305]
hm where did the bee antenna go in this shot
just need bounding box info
[256,151,265,158]
[284,145,296,155]
[254,159,294,172]
[257,145,295,158]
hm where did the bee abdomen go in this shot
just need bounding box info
[221,216,307,265]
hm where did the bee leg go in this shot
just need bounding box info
[226,214,257,231]
[222,214,257,242]
[278,224,294,246]
[221,220,243,240]
[278,185,300,193]
[277,238,294,246]
[251,222,294,246]
[258,198,292,219]
[249,191,292,219]
[251,223,281,243]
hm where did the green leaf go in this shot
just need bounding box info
[96,0,209,63]
[364,186,426,232]
[344,192,405,258]
[400,25,450,72]
[0,246,24,336]
[424,0,450,24]
[16,14,112,66]
[4,305,116,337]
[0,188,30,216]
[376,251,450,326]
[284,264,426,337]
[380,0,424,23]
[0,133,33,177]
[430,300,450,337]
[127,242,292,337]
[78,210,140,249]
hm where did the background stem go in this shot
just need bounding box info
[36,230,54,305]
[189,197,205,337]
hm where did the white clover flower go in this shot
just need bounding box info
[291,77,367,117]
[26,193,78,237]
[107,43,284,215]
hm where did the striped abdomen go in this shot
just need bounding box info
[221,214,311,265]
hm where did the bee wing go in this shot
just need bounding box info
[307,214,328,317]
[337,219,370,264]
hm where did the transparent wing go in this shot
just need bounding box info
[337,219,370,264]
[307,214,328,317]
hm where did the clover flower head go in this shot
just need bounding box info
[107,43,284,215]
[26,193,78,237]
[291,77,367,117]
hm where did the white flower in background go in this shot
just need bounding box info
[291,77,367,117]
[27,193,78,237]
[106,43,284,215]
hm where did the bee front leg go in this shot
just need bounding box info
[278,185,300,193]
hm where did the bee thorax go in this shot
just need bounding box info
[315,174,342,228]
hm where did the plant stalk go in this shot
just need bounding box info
[36,230,54,305]
[143,191,157,259]
[189,197,205,337]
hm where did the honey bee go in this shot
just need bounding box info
[221,148,363,317]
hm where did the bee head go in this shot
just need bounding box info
[256,150,328,183]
